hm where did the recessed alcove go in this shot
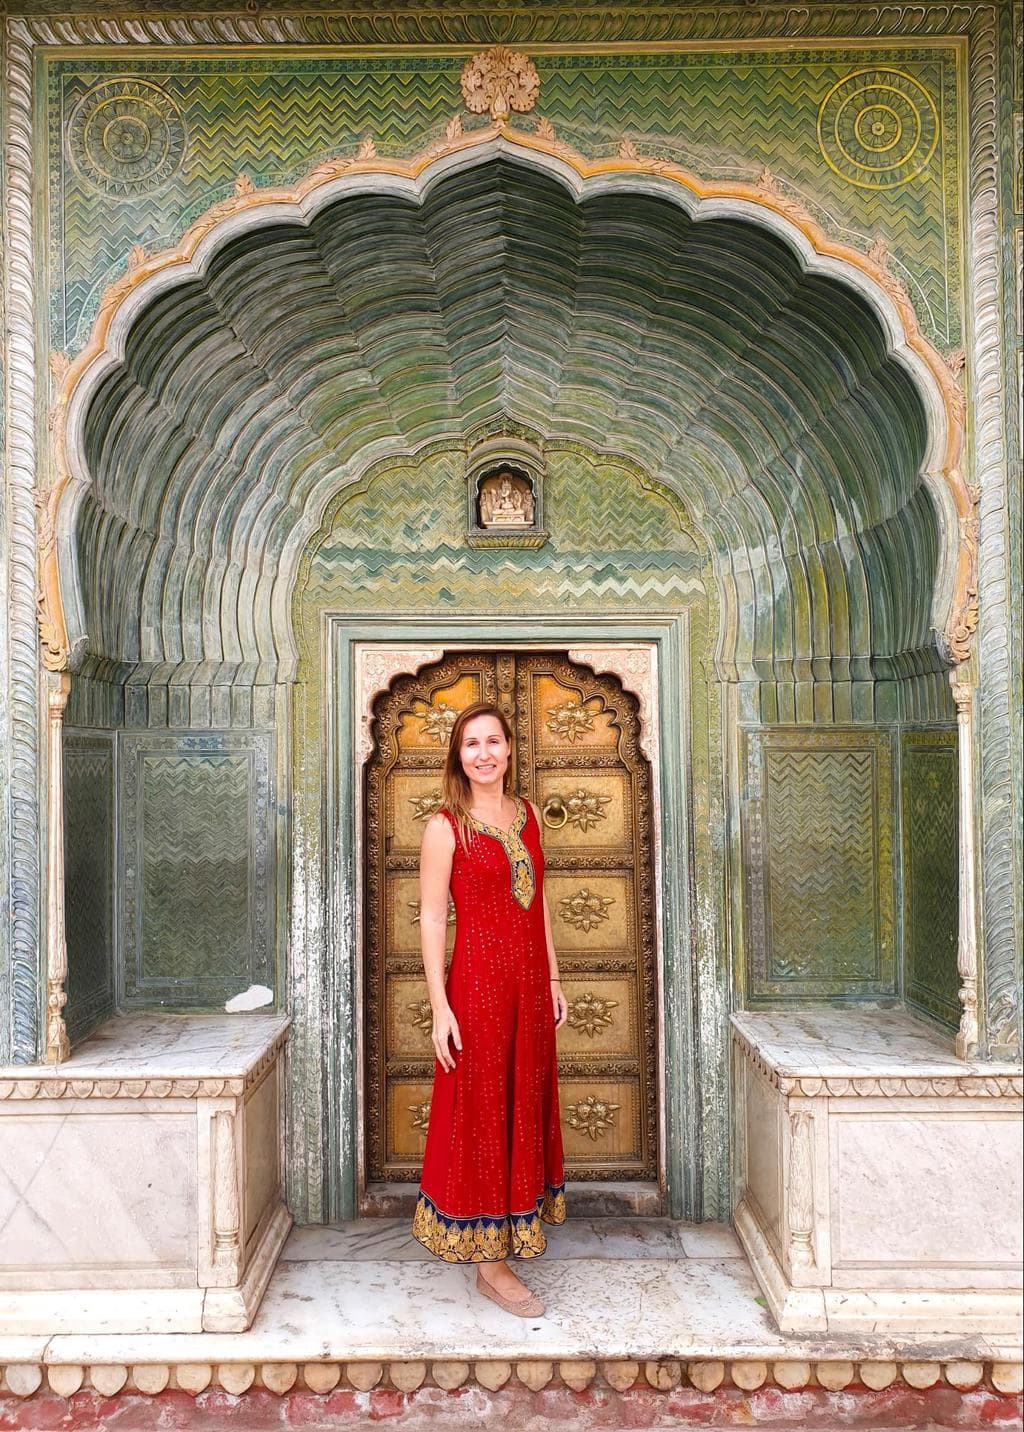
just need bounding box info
[50,148,967,1264]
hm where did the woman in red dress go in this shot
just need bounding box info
[411,702,567,1316]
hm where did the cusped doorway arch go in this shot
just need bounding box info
[42,125,976,1218]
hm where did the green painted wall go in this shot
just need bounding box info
[45,45,963,358]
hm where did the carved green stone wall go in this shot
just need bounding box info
[742,728,897,1003]
[63,733,115,1041]
[297,443,708,622]
[44,45,963,358]
[901,729,959,1027]
[291,438,725,1218]
[117,733,274,1008]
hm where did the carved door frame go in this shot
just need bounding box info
[321,612,707,1219]
[360,647,661,1200]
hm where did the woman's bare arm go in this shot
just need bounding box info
[419,812,462,1070]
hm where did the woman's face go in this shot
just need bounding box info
[458,713,511,789]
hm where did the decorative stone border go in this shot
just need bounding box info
[730,1024,1023,1100]
[0,1357,1020,1399]
[0,1028,289,1101]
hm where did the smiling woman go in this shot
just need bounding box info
[411,702,567,1317]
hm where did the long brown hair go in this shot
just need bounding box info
[441,701,514,851]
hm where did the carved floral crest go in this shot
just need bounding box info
[460,47,540,122]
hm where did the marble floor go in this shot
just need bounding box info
[32,1218,1019,1368]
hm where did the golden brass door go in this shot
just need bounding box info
[365,651,656,1184]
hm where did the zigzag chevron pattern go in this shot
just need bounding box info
[48,47,960,352]
[904,746,959,1024]
[63,747,114,1023]
[139,755,250,984]
[764,749,878,983]
[302,448,708,615]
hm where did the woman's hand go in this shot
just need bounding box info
[432,1004,462,1072]
[551,980,568,1030]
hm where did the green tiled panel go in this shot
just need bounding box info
[743,727,896,1001]
[902,732,959,1027]
[298,443,707,628]
[64,733,115,1040]
[119,732,273,1007]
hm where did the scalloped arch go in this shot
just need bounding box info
[41,125,972,683]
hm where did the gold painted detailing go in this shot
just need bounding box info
[567,992,619,1038]
[563,788,612,831]
[816,69,939,191]
[417,701,458,745]
[407,897,455,927]
[460,47,539,124]
[409,1101,432,1132]
[367,652,656,1183]
[545,698,595,742]
[471,797,536,910]
[559,886,615,932]
[542,795,569,829]
[566,1094,620,1140]
[407,1000,434,1036]
[412,1185,566,1263]
[409,789,443,820]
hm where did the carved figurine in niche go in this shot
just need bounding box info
[478,469,535,528]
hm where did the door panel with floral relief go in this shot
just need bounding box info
[365,652,656,1182]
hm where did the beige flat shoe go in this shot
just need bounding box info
[475,1267,545,1318]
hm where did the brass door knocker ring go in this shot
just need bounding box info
[542,795,569,829]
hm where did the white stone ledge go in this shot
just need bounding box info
[731,1008,1024,1339]
[0,1013,292,1335]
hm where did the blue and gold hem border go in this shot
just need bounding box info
[412,1184,566,1263]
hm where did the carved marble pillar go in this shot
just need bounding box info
[951,675,980,1059]
[787,1109,815,1271]
[44,671,71,1064]
[212,1110,242,1280]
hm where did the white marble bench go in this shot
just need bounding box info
[0,1013,291,1334]
[731,1007,1023,1336]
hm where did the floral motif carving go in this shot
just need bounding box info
[418,700,458,746]
[460,46,539,123]
[407,999,434,1035]
[566,1094,620,1140]
[407,898,455,928]
[567,992,619,1038]
[559,886,615,933]
[355,646,445,764]
[546,698,596,743]
[409,1100,432,1132]
[409,790,443,821]
[66,77,186,197]
[563,788,612,832]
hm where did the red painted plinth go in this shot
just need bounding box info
[1,1383,1022,1430]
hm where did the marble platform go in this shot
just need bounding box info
[4,1216,1019,1372]
[0,1013,292,1335]
[731,1007,1024,1337]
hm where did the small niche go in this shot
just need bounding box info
[466,438,547,548]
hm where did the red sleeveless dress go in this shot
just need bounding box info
[412,797,566,1262]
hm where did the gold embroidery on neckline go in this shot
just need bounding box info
[470,797,536,910]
